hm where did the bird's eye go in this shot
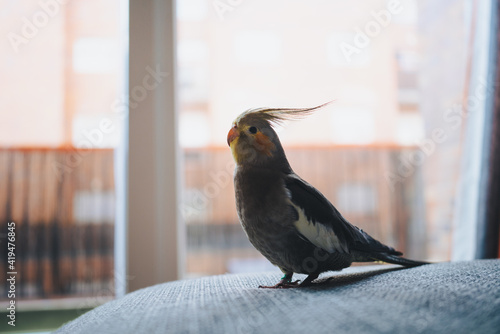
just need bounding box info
[249,126,257,134]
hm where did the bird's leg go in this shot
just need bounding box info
[258,272,300,289]
[297,273,319,287]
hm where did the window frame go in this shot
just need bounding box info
[125,0,184,293]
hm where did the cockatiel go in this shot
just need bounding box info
[227,104,428,288]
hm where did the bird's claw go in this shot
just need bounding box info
[258,280,301,289]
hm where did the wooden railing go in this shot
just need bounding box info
[0,145,423,297]
[0,148,115,299]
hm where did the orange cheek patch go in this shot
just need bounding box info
[254,132,276,156]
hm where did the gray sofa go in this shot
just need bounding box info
[56,260,500,333]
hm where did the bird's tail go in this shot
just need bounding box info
[372,253,429,267]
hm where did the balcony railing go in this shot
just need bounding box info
[0,148,115,299]
[0,145,423,299]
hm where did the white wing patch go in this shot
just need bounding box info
[290,203,348,253]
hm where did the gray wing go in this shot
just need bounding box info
[285,173,401,256]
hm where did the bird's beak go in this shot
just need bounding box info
[227,126,239,146]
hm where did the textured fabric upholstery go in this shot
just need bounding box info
[56,260,500,334]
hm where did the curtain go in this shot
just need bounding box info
[453,0,500,260]
[477,0,500,258]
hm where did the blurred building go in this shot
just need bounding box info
[0,0,122,147]
[0,0,468,286]
[177,0,424,148]
[177,0,435,275]
[0,0,122,299]
[177,0,471,271]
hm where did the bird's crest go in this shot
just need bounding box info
[236,101,332,127]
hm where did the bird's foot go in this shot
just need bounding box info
[258,280,301,289]
[295,273,320,288]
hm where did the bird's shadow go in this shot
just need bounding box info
[303,266,404,290]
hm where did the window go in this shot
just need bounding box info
[0,0,125,330]
[233,31,282,64]
[337,183,378,215]
[73,38,119,73]
[329,108,376,144]
[327,32,372,66]
[3,3,497,332]
[176,0,475,276]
